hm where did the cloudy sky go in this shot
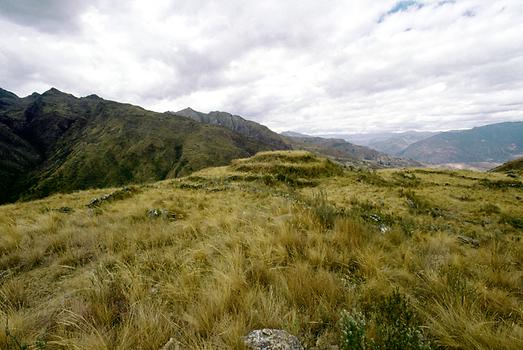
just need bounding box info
[1,0,522,134]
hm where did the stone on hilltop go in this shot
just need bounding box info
[244,329,304,350]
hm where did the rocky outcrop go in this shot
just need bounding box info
[172,108,290,151]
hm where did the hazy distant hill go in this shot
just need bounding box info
[400,122,523,164]
[171,108,290,150]
[367,131,439,155]
[0,88,277,203]
[316,131,437,148]
[282,134,421,168]
[281,131,313,138]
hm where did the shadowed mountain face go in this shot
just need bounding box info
[0,88,276,203]
[400,122,523,164]
[170,108,290,150]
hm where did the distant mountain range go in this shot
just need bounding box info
[317,131,439,150]
[289,121,523,167]
[0,88,419,204]
[366,131,440,155]
[399,122,523,164]
[281,134,421,168]
[3,86,518,203]
[172,118,419,168]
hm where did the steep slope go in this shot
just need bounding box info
[283,135,421,168]
[491,157,523,174]
[0,89,43,201]
[400,122,523,163]
[171,108,290,150]
[0,88,274,203]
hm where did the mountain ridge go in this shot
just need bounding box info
[400,121,523,164]
[170,108,290,150]
[0,88,279,203]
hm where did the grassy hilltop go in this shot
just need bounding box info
[492,157,523,175]
[0,151,522,349]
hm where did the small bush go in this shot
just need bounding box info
[340,290,433,350]
[372,290,431,350]
[340,310,366,350]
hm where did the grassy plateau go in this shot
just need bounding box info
[0,151,522,349]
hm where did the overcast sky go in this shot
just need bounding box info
[1,0,522,134]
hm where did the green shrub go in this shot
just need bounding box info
[340,310,366,350]
[372,290,431,350]
[340,290,433,350]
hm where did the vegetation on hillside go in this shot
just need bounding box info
[492,157,523,175]
[0,88,282,204]
[171,108,291,151]
[1,151,521,349]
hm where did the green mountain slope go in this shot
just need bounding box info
[0,88,275,203]
[400,122,523,163]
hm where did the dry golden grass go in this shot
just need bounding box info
[0,151,522,349]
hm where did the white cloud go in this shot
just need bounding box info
[0,0,522,133]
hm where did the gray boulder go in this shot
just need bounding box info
[244,329,304,350]
[147,208,176,220]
